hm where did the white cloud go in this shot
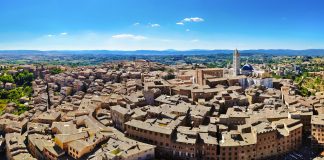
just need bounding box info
[186,29,190,32]
[133,22,140,26]
[176,22,184,25]
[183,17,204,22]
[46,32,67,37]
[112,34,147,40]
[183,18,191,22]
[177,17,204,25]
[151,24,160,27]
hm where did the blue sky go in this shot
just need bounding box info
[0,0,324,50]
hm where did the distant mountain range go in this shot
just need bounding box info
[0,49,323,56]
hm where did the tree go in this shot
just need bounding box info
[14,104,29,115]
[299,87,310,97]
[23,86,33,97]
[0,90,9,99]
[8,88,21,100]
[15,71,34,85]
[162,69,176,80]
[315,77,321,85]
[49,68,63,75]
[162,74,175,80]
[0,74,14,83]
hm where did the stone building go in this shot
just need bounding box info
[311,115,324,150]
[196,68,224,86]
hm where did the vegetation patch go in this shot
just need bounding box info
[0,70,34,115]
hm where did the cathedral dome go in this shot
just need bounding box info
[241,64,253,71]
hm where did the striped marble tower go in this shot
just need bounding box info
[233,48,240,76]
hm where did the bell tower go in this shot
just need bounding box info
[233,49,240,76]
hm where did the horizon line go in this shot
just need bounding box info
[0,48,324,52]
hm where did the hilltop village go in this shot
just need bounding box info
[0,50,324,160]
